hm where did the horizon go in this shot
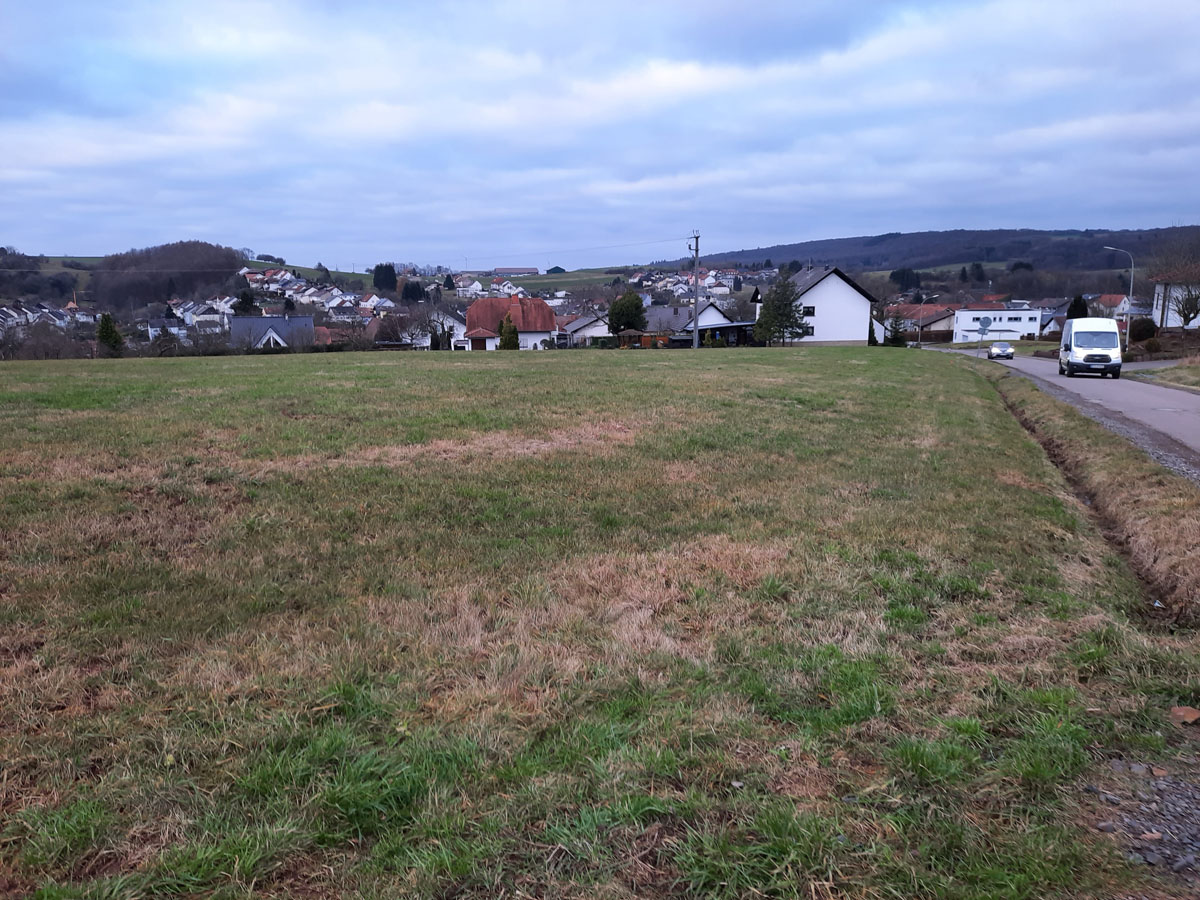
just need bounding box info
[3,1,1199,269]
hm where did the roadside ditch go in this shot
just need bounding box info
[986,368,1200,628]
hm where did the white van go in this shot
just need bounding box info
[1059,317,1122,378]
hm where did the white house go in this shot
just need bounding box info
[464,296,557,350]
[456,278,485,298]
[1151,275,1200,329]
[409,309,468,350]
[560,313,610,347]
[952,307,1040,343]
[778,266,877,345]
[144,317,190,342]
[361,293,396,311]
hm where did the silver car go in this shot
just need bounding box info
[988,341,1014,360]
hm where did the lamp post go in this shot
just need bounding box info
[1103,245,1134,350]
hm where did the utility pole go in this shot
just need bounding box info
[688,231,700,349]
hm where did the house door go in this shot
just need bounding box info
[471,338,486,351]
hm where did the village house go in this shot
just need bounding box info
[557,312,610,347]
[952,304,1040,343]
[464,295,556,350]
[781,266,877,345]
[230,315,315,350]
[1151,265,1200,329]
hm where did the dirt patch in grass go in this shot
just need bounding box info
[992,371,1200,623]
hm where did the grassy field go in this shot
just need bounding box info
[506,269,622,292]
[2,348,1198,898]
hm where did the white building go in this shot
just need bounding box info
[780,266,877,345]
[952,308,1041,343]
[560,314,610,347]
[1152,278,1200,330]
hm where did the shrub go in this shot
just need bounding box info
[1144,337,1162,354]
[1129,317,1158,343]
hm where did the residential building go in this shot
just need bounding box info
[952,305,1040,343]
[1151,266,1200,329]
[783,266,877,345]
[229,315,315,350]
[464,295,556,350]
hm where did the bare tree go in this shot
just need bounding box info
[400,305,434,347]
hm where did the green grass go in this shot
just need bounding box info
[1127,358,1200,391]
[1,347,1195,897]
[506,267,623,291]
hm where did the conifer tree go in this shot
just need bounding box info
[499,313,519,349]
[96,313,124,358]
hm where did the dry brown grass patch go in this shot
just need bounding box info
[994,373,1200,621]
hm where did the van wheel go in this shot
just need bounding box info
[1065,366,1075,377]
[1113,369,1121,380]
[1058,361,1065,375]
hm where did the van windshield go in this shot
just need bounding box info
[1075,331,1119,349]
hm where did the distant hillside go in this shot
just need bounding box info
[656,226,1200,274]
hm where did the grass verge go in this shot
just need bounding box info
[989,367,1200,623]
[1126,356,1200,393]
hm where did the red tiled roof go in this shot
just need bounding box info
[464,327,498,339]
[1094,294,1126,307]
[883,303,960,320]
[981,293,1011,303]
[1152,265,1200,283]
[466,295,556,334]
[963,302,1006,310]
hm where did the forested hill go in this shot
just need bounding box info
[659,226,1200,272]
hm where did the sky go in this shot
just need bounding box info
[2,0,1199,271]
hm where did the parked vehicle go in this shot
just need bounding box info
[987,341,1014,360]
[1059,317,1121,378]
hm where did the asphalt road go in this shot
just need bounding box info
[946,349,1200,482]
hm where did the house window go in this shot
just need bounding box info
[801,324,815,337]
[971,316,980,322]
[802,305,815,317]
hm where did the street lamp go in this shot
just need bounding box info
[1103,245,1134,350]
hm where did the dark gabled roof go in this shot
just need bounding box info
[563,314,607,333]
[229,315,315,348]
[788,266,876,303]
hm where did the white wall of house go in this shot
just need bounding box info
[411,312,468,349]
[952,309,1040,343]
[792,275,872,344]
[695,304,732,329]
[518,330,553,350]
[565,318,610,346]
[1152,283,1200,329]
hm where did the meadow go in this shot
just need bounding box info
[2,347,1198,898]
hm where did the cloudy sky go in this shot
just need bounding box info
[2,0,1198,270]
